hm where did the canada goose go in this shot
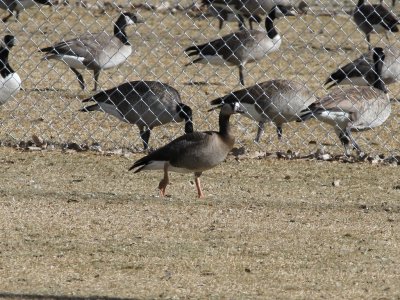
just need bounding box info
[324,44,400,89]
[0,35,21,106]
[129,102,243,198]
[185,5,295,86]
[202,0,262,30]
[300,47,391,156]
[353,0,399,50]
[210,0,293,17]
[210,79,316,142]
[40,12,142,91]
[80,81,193,150]
[0,0,52,22]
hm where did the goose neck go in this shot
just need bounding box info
[265,16,278,39]
[0,47,13,77]
[114,23,130,45]
[372,55,387,93]
[219,113,232,137]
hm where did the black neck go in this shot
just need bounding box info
[0,47,14,78]
[114,18,130,45]
[372,56,387,93]
[178,104,194,134]
[219,113,232,136]
[357,0,364,7]
[265,15,278,39]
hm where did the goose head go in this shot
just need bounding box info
[269,5,296,19]
[2,35,16,49]
[209,102,245,115]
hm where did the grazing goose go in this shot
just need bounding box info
[324,45,400,89]
[129,102,243,198]
[40,12,142,91]
[300,47,391,156]
[0,0,52,22]
[202,0,262,30]
[80,81,193,150]
[0,35,21,106]
[185,5,294,85]
[210,79,316,142]
[353,0,399,50]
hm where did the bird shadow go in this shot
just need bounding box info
[0,292,139,300]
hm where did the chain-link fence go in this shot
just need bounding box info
[0,0,399,159]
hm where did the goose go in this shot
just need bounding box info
[208,0,293,18]
[0,0,52,22]
[80,81,194,150]
[210,79,316,142]
[300,47,391,156]
[129,102,243,198]
[185,5,295,85]
[0,35,21,106]
[353,0,399,50]
[202,0,262,30]
[40,12,142,91]
[324,44,400,89]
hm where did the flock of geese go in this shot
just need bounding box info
[0,0,398,197]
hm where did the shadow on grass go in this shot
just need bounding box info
[0,292,139,300]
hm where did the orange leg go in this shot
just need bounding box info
[158,163,169,197]
[194,172,204,198]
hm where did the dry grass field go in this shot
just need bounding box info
[0,0,400,299]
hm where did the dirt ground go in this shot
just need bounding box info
[0,0,400,299]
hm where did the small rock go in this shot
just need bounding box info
[332,180,340,187]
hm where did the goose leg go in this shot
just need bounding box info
[239,65,245,86]
[277,126,283,141]
[93,70,100,91]
[194,172,204,198]
[255,121,265,143]
[139,126,151,151]
[71,68,85,90]
[366,34,371,51]
[339,130,352,156]
[347,129,363,155]
[158,163,169,197]
[2,11,13,22]
[237,14,245,30]
[218,17,224,30]
[393,0,396,7]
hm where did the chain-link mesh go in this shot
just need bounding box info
[0,0,399,159]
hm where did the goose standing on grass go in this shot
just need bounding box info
[0,0,52,22]
[80,81,193,150]
[130,102,243,198]
[210,80,316,143]
[40,12,143,91]
[185,5,295,86]
[353,0,399,50]
[324,44,400,89]
[202,0,262,30]
[0,35,21,106]
[300,47,391,157]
